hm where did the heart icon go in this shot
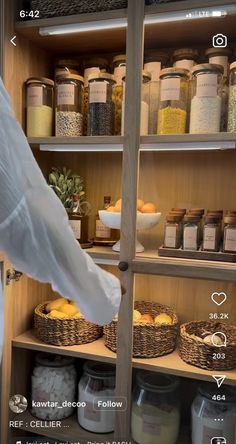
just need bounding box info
[211,292,227,306]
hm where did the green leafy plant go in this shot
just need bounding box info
[48,167,90,215]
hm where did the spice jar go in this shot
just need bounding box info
[83,67,100,135]
[78,361,116,433]
[131,372,180,444]
[190,64,223,134]
[206,48,232,131]
[227,62,236,132]
[26,77,54,137]
[191,383,236,444]
[54,58,79,80]
[55,73,84,136]
[164,214,183,249]
[112,55,126,135]
[203,216,221,252]
[31,353,77,420]
[157,68,189,135]
[173,48,199,71]
[183,215,200,250]
[223,216,236,252]
[88,73,115,136]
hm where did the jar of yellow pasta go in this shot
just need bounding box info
[157,68,189,135]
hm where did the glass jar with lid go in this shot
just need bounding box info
[83,67,100,135]
[31,353,77,420]
[191,383,236,444]
[88,73,115,136]
[173,48,199,71]
[144,51,169,134]
[54,58,80,80]
[223,216,236,252]
[157,68,189,135]
[227,62,236,132]
[164,214,183,249]
[203,216,221,252]
[55,73,84,136]
[190,64,223,134]
[26,77,54,137]
[111,55,126,135]
[206,48,232,131]
[183,215,201,250]
[78,361,116,433]
[131,372,180,444]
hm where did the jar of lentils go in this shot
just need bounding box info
[112,55,126,135]
[56,73,84,137]
[189,64,223,134]
[227,62,236,133]
[88,73,115,136]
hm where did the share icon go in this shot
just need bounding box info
[212,375,226,388]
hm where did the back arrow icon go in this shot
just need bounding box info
[10,36,16,46]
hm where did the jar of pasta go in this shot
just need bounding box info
[112,55,126,135]
[157,68,189,135]
[189,64,223,134]
[26,77,54,137]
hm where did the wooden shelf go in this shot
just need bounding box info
[13,331,236,386]
[85,246,119,265]
[29,136,124,152]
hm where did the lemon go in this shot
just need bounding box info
[48,310,68,319]
[154,313,173,324]
[59,303,79,317]
[46,297,68,313]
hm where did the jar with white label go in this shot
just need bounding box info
[26,77,54,137]
[190,64,223,134]
[157,68,189,135]
[191,383,236,444]
[88,73,115,136]
[95,196,112,242]
[203,216,221,252]
[223,216,236,253]
[183,215,200,251]
[206,48,232,132]
[131,372,180,444]
[164,214,183,249]
[112,55,126,135]
[83,67,100,135]
[173,48,199,71]
[227,62,236,133]
[31,353,77,420]
[56,73,84,136]
[78,361,116,433]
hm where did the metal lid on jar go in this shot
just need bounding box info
[173,48,199,61]
[88,72,115,83]
[35,352,75,367]
[205,47,232,58]
[137,372,179,393]
[160,67,190,79]
[144,50,169,65]
[83,361,116,379]
[26,77,54,87]
[191,63,224,75]
[56,73,84,83]
[230,61,236,71]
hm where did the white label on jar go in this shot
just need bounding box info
[210,56,228,77]
[160,78,180,101]
[142,414,161,436]
[27,86,43,107]
[84,401,101,422]
[164,226,177,248]
[202,426,223,444]
[114,66,126,85]
[90,82,107,103]
[96,220,111,238]
[196,73,217,98]
[69,219,81,240]
[225,228,236,251]
[203,227,217,250]
[144,62,161,81]
[175,59,195,71]
[58,84,75,105]
[183,226,198,250]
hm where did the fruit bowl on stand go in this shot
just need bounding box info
[99,211,161,252]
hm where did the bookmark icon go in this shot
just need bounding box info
[212,375,226,388]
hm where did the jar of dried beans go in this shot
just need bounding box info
[88,73,115,136]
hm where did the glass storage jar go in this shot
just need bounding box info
[183,215,200,250]
[223,216,236,252]
[191,383,236,444]
[131,372,180,444]
[26,77,54,137]
[189,64,223,134]
[203,216,221,252]
[112,55,126,135]
[164,214,183,249]
[173,48,199,71]
[83,67,100,135]
[31,353,77,420]
[206,48,232,132]
[157,68,189,135]
[227,62,236,132]
[54,58,79,80]
[78,361,116,433]
[88,73,115,136]
[55,73,84,136]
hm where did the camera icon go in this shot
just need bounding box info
[213,34,227,48]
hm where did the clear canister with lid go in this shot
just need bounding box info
[26,77,54,137]
[191,383,236,444]
[203,216,221,252]
[227,62,236,132]
[78,360,116,433]
[112,55,126,135]
[173,48,199,71]
[55,73,84,136]
[164,214,183,249]
[157,68,189,135]
[223,215,236,252]
[83,67,100,135]
[131,372,180,444]
[88,73,115,136]
[31,352,77,420]
[183,215,200,250]
[189,64,223,134]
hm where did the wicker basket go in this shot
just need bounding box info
[30,0,127,19]
[179,321,236,371]
[104,300,178,358]
[34,302,103,346]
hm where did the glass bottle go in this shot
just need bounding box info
[223,216,236,252]
[112,55,126,135]
[190,64,223,134]
[157,68,189,135]
[83,67,100,135]
[164,214,183,249]
[26,77,54,137]
[203,216,221,252]
[183,215,200,250]
[95,196,112,242]
[88,73,115,136]
[227,62,236,132]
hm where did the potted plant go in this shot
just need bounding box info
[48,167,92,248]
